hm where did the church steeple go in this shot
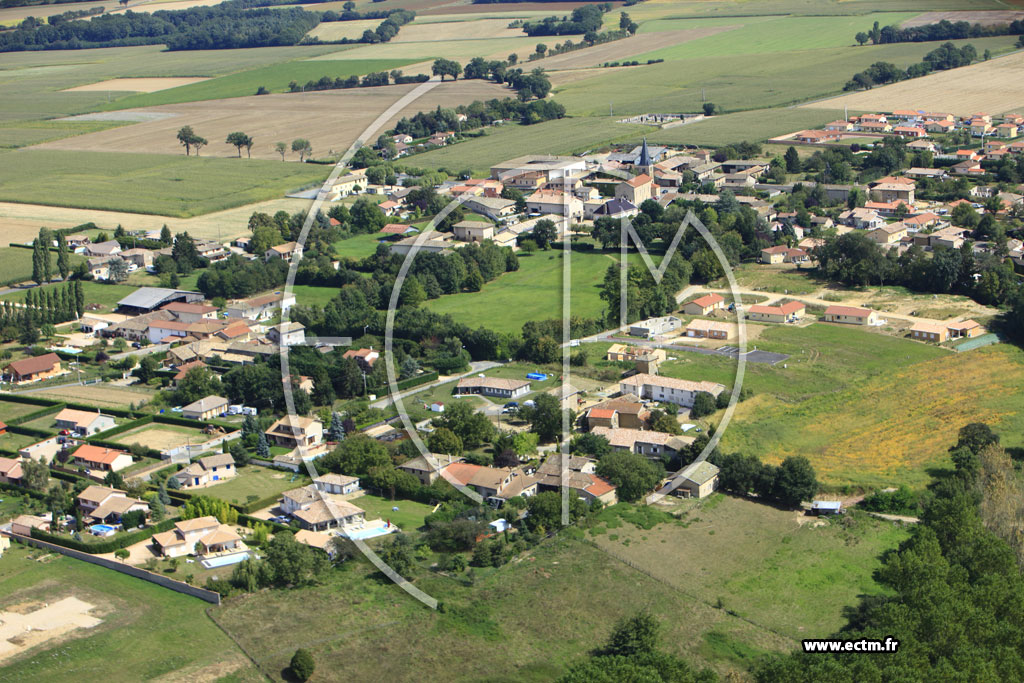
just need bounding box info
[637,137,652,169]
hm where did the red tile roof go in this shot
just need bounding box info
[5,353,61,377]
[824,305,872,317]
[73,444,130,465]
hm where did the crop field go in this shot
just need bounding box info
[36,80,510,162]
[0,149,328,217]
[211,534,792,680]
[901,10,1024,28]
[801,47,1024,116]
[64,77,211,93]
[552,37,1013,117]
[425,247,636,333]
[392,17,524,42]
[306,19,382,42]
[110,423,211,451]
[0,120,125,149]
[33,383,158,409]
[308,35,539,62]
[102,58,414,109]
[525,26,738,71]
[409,117,649,173]
[0,197,312,245]
[592,496,909,642]
[0,544,256,681]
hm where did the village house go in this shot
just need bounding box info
[746,301,805,324]
[0,457,23,485]
[313,473,361,495]
[669,461,720,499]
[629,315,681,337]
[760,246,808,264]
[614,174,654,205]
[152,516,243,558]
[85,240,122,258]
[684,319,736,340]
[452,220,495,243]
[267,322,306,347]
[443,462,537,506]
[265,241,303,263]
[839,207,885,230]
[910,321,948,343]
[592,198,639,220]
[181,395,228,421]
[76,485,149,525]
[455,377,532,400]
[225,292,296,321]
[463,196,517,220]
[3,353,63,385]
[870,180,915,204]
[397,453,463,486]
[867,223,909,245]
[171,453,236,489]
[591,426,693,460]
[947,320,983,339]
[265,416,323,449]
[585,397,649,430]
[281,485,366,531]
[619,373,726,409]
[71,444,133,473]
[525,189,583,220]
[824,120,853,131]
[823,305,877,325]
[681,293,725,316]
[380,224,419,238]
[160,301,217,324]
[533,456,617,505]
[924,119,955,134]
[54,408,116,435]
[341,347,379,372]
[605,344,666,374]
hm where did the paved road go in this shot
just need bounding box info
[369,360,501,410]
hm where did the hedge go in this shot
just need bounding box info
[0,393,62,407]
[7,424,55,439]
[394,371,439,392]
[0,481,47,501]
[238,513,291,533]
[30,517,179,554]
[233,492,284,515]
[64,400,138,419]
[6,404,63,426]
[91,415,154,440]
[50,469,91,486]
[153,414,236,431]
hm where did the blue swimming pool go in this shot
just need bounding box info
[201,551,253,569]
[526,372,548,381]
[344,525,397,541]
[90,524,117,536]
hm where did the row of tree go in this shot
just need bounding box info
[855,18,1024,45]
[844,43,977,90]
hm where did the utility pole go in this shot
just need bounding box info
[701,88,706,103]
[609,102,613,117]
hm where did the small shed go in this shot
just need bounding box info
[810,500,843,515]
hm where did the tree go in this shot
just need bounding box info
[177,125,195,155]
[532,219,558,249]
[192,135,208,156]
[855,31,869,45]
[225,131,253,158]
[702,102,717,116]
[535,43,547,56]
[571,432,611,459]
[107,258,128,282]
[427,427,464,457]
[378,534,415,576]
[784,146,801,173]
[689,392,716,419]
[291,138,312,162]
[290,649,315,682]
[596,452,662,502]
[103,469,126,489]
[256,432,270,459]
[772,456,817,508]
[524,392,562,443]
[328,411,346,442]
[604,611,660,657]
[56,233,69,280]
[21,459,49,491]
[159,225,173,246]
[31,238,46,285]
[171,232,200,274]
[275,141,287,161]
[954,422,999,455]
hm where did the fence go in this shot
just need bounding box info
[5,531,221,605]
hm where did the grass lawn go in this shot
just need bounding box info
[591,496,908,642]
[204,466,310,506]
[715,263,828,296]
[0,490,47,521]
[0,543,254,681]
[0,431,41,453]
[425,247,625,334]
[0,149,329,218]
[656,324,1024,489]
[332,231,391,260]
[104,59,418,110]
[210,533,793,681]
[347,492,434,532]
[291,284,342,308]
[0,399,51,422]
[0,248,86,287]
[0,281,136,312]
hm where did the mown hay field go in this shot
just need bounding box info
[0,149,328,217]
[801,48,1024,116]
[34,383,158,409]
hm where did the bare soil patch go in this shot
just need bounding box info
[800,50,1024,116]
[528,26,738,70]
[901,10,1024,28]
[422,1,625,15]
[394,17,523,42]
[34,80,509,161]
[0,597,101,664]
[0,196,311,243]
[63,77,211,93]
[111,425,208,451]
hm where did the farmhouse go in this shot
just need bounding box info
[442,462,537,504]
[455,377,531,399]
[684,319,735,340]
[71,444,133,473]
[3,353,63,384]
[681,293,725,316]
[172,453,236,489]
[181,395,228,421]
[54,408,116,435]
[585,398,648,430]
[463,196,517,220]
[669,461,720,499]
[397,453,462,486]
[590,426,693,460]
[910,321,948,343]
[746,301,805,323]
[629,316,681,337]
[823,305,877,325]
[619,373,725,409]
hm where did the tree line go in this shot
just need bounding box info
[305,8,414,45]
[844,42,977,90]
[286,69,428,94]
[854,18,1024,45]
[520,3,609,37]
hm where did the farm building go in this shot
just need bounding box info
[116,287,204,315]
[823,305,877,325]
[670,461,720,499]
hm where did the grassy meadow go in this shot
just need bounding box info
[0,149,329,217]
[0,247,86,286]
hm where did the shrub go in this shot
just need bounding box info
[290,648,315,682]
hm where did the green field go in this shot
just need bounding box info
[0,149,329,217]
[0,399,51,422]
[348,492,434,531]
[425,247,624,333]
[291,283,343,308]
[642,108,847,147]
[204,466,311,506]
[0,119,125,149]
[104,58,418,110]
[0,543,256,681]
[0,281,137,311]
[333,232,391,260]
[408,117,649,174]
[0,248,87,287]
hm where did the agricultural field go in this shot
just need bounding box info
[109,423,212,451]
[801,47,1024,116]
[532,26,738,71]
[0,197,313,245]
[424,247,625,334]
[35,80,510,162]
[33,383,157,410]
[591,496,909,642]
[305,19,382,42]
[0,150,329,218]
[0,120,125,150]
[0,544,256,681]
[0,247,87,287]
[409,117,650,174]
[64,77,211,93]
[333,232,392,260]
[204,466,311,507]
[643,108,847,148]
[307,36,539,62]
[210,534,793,681]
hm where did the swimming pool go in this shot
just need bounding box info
[343,524,397,541]
[90,524,117,536]
[200,551,253,569]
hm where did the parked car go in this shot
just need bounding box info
[131,342,142,349]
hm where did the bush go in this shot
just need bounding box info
[290,648,315,682]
